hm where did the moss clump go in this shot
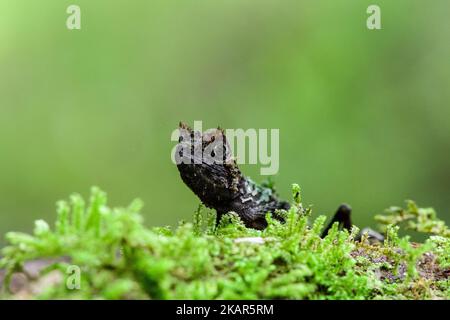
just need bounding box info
[0,186,448,300]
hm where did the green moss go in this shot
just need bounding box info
[0,185,448,300]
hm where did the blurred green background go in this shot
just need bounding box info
[1,0,449,244]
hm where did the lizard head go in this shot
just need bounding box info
[175,122,240,207]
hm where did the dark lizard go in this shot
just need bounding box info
[174,122,383,241]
